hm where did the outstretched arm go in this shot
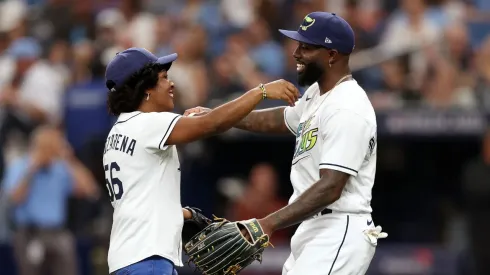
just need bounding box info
[233,90,305,135]
[259,169,349,233]
[184,105,298,135]
[234,107,290,134]
[167,80,299,145]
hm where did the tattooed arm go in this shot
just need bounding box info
[234,107,290,134]
[184,88,305,135]
[258,169,349,233]
[183,106,292,134]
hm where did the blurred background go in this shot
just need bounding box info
[0,0,489,274]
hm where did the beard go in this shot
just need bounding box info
[297,62,325,87]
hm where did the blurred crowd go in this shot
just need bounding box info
[0,0,490,274]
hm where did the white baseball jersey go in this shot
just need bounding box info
[102,111,183,273]
[284,79,377,213]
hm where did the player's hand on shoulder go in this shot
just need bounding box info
[262,79,300,107]
[184,106,211,117]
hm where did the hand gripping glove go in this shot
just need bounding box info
[182,207,212,244]
[183,218,272,275]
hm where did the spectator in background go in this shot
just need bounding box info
[343,0,381,51]
[165,0,222,33]
[168,24,210,110]
[2,125,98,275]
[95,0,157,61]
[421,23,476,108]
[462,129,490,275]
[0,0,28,43]
[211,32,278,109]
[220,0,255,29]
[245,18,285,78]
[153,15,175,57]
[93,8,124,53]
[163,0,234,58]
[63,40,113,154]
[0,37,69,177]
[0,37,68,129]
[208,54,246,102]
[369,58,408,109]
[69,0,97,44]
[380,0,441,93]
[114,0,156,51]
[30,0,73,46]
[227,163,290,245]
[0,37,42,181]
[440,22,474,78]
[0,0,27,93]
[474,36,490,109]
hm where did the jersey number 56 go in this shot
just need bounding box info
[104,162,124,202]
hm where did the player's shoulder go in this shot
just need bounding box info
[114,111,144,125]
[332,81,373,108]
[322,80,376,124]
[108,111,181,139]
[334,80,369,101]
[113,111,180,128]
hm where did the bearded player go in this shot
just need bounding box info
[185,12,387,274]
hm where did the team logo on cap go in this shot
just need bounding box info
[300,16,315,31]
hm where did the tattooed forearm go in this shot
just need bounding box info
[264,169,349,231]
[235,107,289,134]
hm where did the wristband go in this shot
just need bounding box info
[259,83,267,99]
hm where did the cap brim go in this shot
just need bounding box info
[278,29,318,46]
[156,53,178,70]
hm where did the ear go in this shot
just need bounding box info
[145,87,155,95]
[328,49,340,64]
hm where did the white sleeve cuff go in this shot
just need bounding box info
[158,115,182,150]
[283,108,297,135]
[319,163,358,176]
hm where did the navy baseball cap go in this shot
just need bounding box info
[105,47,178,89]
[279,12,355,54]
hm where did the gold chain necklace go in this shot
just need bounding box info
[323,74,353,95]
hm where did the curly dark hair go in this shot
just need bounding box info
[106,63,168,116]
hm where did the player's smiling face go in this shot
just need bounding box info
[294,42,328,87]
[153,70,175,111]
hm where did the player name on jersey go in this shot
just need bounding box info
[103,133,136,156]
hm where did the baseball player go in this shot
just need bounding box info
[102,48,299,275]
[185,12,387,274]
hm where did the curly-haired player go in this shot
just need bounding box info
[102,48,299,275]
